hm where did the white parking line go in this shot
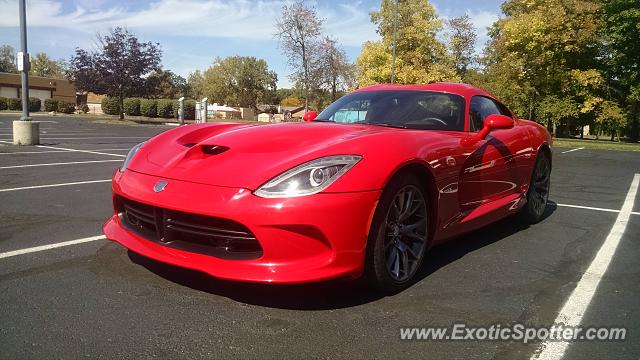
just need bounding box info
[0,235,106,259]
[533,173,640,360]
[35,144,128,157]
[0,148,129,155]
[556,203,640,216]
[560,147,585,154]
[0,133,121,136]
[0,142,127,158]
[0,179,111,192]
[0,136,148,140]
[0,159,121,169]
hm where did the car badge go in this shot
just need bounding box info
[154,180,168,193]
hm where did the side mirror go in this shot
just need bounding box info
[303,111,317,122]
[476,114,514,139]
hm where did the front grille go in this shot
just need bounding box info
[115,196,262,260]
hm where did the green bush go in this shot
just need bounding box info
[44,98,58,112]
[140,99,158,118]
[0,97,7,111]
[7,98,21,111]
[81,103,90,114]
[57,101,76,114]
[157,99,174,118]
[123,98,141,116]
[101,97,121,115]
[184,100,196,120]
[28,97,41,112]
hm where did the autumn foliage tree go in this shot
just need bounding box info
[357,0,459,85]
[478,0,613,137]
[601,0,640,141]
[353,0,636,141]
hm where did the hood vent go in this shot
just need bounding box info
[201,145,229,155]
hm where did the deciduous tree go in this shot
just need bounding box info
[200,56,277,110]
[357,0,459,85]
[30,52,66,78]
[275,0,323,111]
[186,70,205,99]
[281,96,302,107]
[0,45,17,73]
[316,37,355,101]
[68,27,162,119]
[601,0,640,141]
[446,15,477,78]
[145,70,188,99]
[482,0,609,136]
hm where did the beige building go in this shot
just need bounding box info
[0,72,76,105]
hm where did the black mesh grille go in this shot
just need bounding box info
[115,196,262,260]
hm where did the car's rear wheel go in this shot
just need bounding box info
[520,152,551,223]
[364,175,429,292]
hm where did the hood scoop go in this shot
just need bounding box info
[200,145,229,155]
[178,143,230,162]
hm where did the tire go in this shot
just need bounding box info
[364,174,429,292]
[520,152,551,224]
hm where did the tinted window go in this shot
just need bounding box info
[316,91,466,131]
[469,96,502,132]
[496,101,513,117]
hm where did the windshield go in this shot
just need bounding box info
[315,90,466,131]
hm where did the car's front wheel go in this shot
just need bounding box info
[364,175,429,292]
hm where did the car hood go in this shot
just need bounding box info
[127,122,392,189]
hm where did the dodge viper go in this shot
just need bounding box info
[103,83,552,291]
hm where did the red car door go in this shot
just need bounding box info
[458,96,531,210]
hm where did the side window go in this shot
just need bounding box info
[330,99,369,123]
[469,96,501,132]
[495,101,513,117]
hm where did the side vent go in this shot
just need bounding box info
[201,145,229,155]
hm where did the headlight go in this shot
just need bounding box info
[119,142,144,172]
[254,155,362,198]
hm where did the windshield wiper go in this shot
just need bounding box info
[313,119,335,123]
[365,122,408,129]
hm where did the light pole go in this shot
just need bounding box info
[18,0,30,121]
[13,0,39,145]
[391,0,398,84]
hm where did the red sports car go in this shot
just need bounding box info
[103,83,552,291]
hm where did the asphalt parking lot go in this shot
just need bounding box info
[0,114,638,360]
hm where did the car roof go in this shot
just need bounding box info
[353,82,494,99]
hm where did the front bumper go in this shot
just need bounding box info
[103,169,381,284]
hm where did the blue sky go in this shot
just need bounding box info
[0,0,504,87]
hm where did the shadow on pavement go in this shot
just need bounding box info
[129,202,557,310]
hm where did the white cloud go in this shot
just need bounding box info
[468,10,500,53]
[0,0,127,29]
[0,0,377,47]
[323,2,377,47]
[467,9,499,35]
